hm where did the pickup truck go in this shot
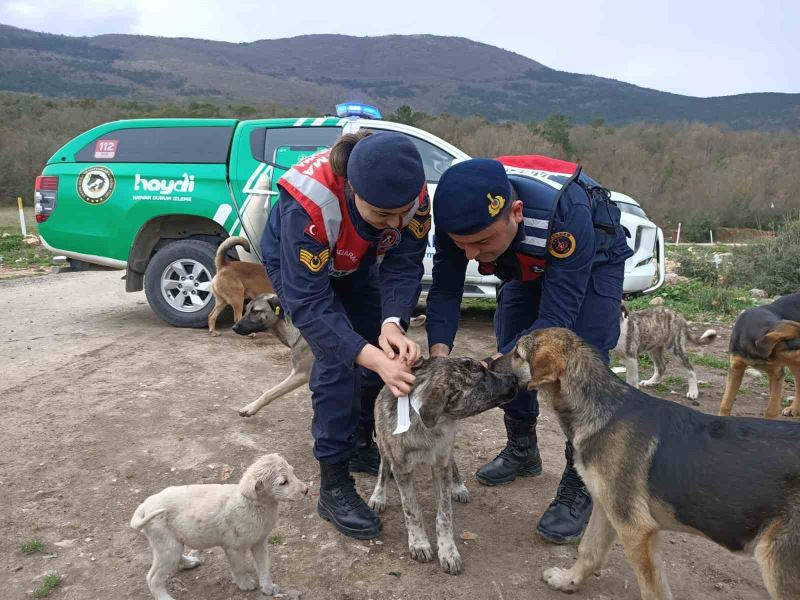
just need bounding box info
[35,105,665,327]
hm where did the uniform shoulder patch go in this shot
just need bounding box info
[416,194,431,217]
[304,221,326,244]
[407,216,431,240]
[299,247,330,273]
[549,231,576,259]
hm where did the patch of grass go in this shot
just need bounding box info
[688,352,729,370]
[755,372,796,386]
[33,573,61,598]
[0,225,53,270]
[20,540,43,555]
[460,298,496,315]
[268,533,283,545]
[649,382,672,394]
[628,281,756,322]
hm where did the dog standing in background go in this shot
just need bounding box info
[615,305,716,400]
[719,292,800,418]
[208,236,273,337]
[232,293,427,417]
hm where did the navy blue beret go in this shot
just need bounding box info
[347,132,425,209]
[433,159,512,235]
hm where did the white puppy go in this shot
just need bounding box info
[130,454,308,600]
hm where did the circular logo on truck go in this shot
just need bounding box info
[77,166,115,204]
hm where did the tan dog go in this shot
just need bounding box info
[208,236,273,336]
[130,454,308,600]
[493,328,800,600]
[719,292,800,419]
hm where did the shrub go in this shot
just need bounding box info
[723,219,800,296]
[682,214,719,243]
[676,251,720,283]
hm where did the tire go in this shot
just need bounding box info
[144,239,218,328]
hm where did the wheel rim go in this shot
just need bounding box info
[160,259,213,313]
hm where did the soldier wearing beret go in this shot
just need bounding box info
[261,131,431,539]
[426,155,633,543]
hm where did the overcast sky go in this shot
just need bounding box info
[2,0,797,98]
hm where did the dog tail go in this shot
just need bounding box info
[215,236,251,271]
[688,328,717,346]
[129,507,167,530]
[409,314,426,328]
[756,320,800,357]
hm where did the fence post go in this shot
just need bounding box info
[675,222,681,245]
[18,197,27,237]
[709,229,714,245]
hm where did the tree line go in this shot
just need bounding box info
[2,94,798,239]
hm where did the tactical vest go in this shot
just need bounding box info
[278,149,426,276]
[476,155,622,282]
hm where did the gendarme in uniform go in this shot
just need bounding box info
[426,156,633,543]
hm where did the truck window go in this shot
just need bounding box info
[363,129,455,183]
[75,126,234,164]
[250,127,342,168]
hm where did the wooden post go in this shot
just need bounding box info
[709,229,714,245]
[675,222,681,245]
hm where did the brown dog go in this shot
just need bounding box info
[718,292,800,419]
[208,236,273,336]
[494,327,800,600]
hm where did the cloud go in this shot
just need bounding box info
[0,0,141,36]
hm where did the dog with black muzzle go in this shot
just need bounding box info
[232,293,427,418]
[367,357,518,575]
[493,327,800,600]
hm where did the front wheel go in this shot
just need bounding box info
[144,239,217,328]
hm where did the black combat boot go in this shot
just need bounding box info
[348,424,381,476]
[475,414,543,486]
[317,460,381,540]
[536,442,593,543]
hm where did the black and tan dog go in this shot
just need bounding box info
[368,357,517,575]
[208,236,273,337]
[493,327,800,600]
[719,292,800,419]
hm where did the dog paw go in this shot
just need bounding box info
[260,582,279,596]
[639,379,659,388]
[238,404,257,418]
[179,553,202,570]
[367,494,386,513]
[543,567,580,592]
[408,541,434,563]
[232,573,258,591]
[210,330,220,337]
[686,389,699,401]
[451,483,470,504]
[438,547,463,575]
[782,405,800,417]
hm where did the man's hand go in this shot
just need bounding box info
[379,321,421,365]
[429,343,450,358]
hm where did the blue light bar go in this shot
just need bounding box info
[336,102,383,120]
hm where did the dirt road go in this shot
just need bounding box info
[1,271,777,599]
